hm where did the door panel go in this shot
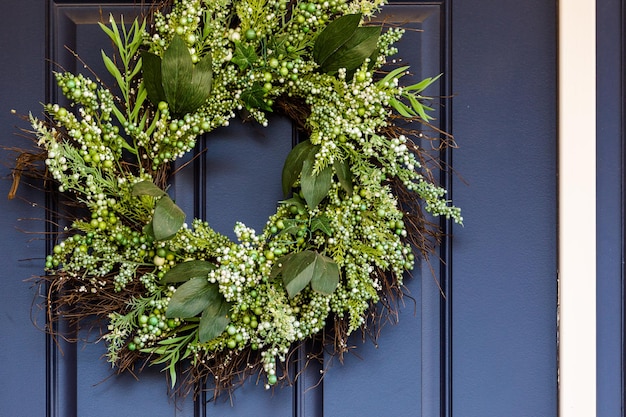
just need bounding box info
[452,0,558,415]
[322,5,446,417]
[0,0,558,416]
[0,1,47,416]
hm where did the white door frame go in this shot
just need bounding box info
[559,0,596,415]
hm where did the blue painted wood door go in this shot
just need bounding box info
[0,1,557,416]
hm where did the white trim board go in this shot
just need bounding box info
[558,0,597,415]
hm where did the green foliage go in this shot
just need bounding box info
[381,67,442,121]
[131,181,166,197]
[199,295,231,343]
[277,250,340,298]
[142,35,213,115]
[132,181,185,241]
[152,197,186,241]
[231,42,258,70]
[282,140,317,196]
[28,0,464,395]
[166,276,231,344]
[333,159,354,195]
[313,14,381,75]
[99,16,148,136]
[161,260,216,284]
[300,157,332,210]
[167,278,216,318]
[241,84,273,111]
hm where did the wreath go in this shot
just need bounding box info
[19,0,461,397]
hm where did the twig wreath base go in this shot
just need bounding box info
[16,0,462,399]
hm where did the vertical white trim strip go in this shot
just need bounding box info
[558,0,597,416]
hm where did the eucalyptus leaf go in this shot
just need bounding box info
[152,196,185,241]
[199,293,231,343]
[160,35,213,115]
[185,53,213,111]
[282,250,317,298]
[310,254,340,295]
[333,159,353,195]
[313,14,362,68]
[132,180,166,197]
[320,26,381,74]
[300,158,332,210]
[161,260,216,284]
[165,277,213,318]
[143,222,155,239]
[282,140,319,197]
[161,35,193,113]
[281,251,340,297]
[313,13,380,74]
[141,51,167,105]
[281,140,317,196]
[270,252,295,279]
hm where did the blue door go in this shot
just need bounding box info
[0,1,558,416]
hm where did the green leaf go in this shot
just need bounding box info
[404,74,442,93]
[131,82,148,121]
[101,51,124,91]
[165,277,214,318]
[98,20,117,44]
[270,253,294,279]
[199,295,231,343]
[281,250,340,297]
[161,35,193,113]
[311,215,332,236]
[160,35,213,114]
[143,222,155,239]
[281,140,317,196]
[324,26,381,74]
[277,219,302,237]
[168,362,177,388]
[389,97,416,118]
[313,14,362,68]
[282,250,317,298]
[310,254,340,295]
[231,41,258,70]
[132,180,166,197]
[378,65,409,87]
[161,260,216,284]
[152,196,185,241]
[141,51,167,105]
[333,159,353,195]
[406,93,434,121]
[240,84,272,111]
[313,13,381,74]
[300,158,332,210]
[185,53,213,111]
[156,336,189,345]
[279,196,306,212]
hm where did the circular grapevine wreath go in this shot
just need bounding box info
[23,0,462,397]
